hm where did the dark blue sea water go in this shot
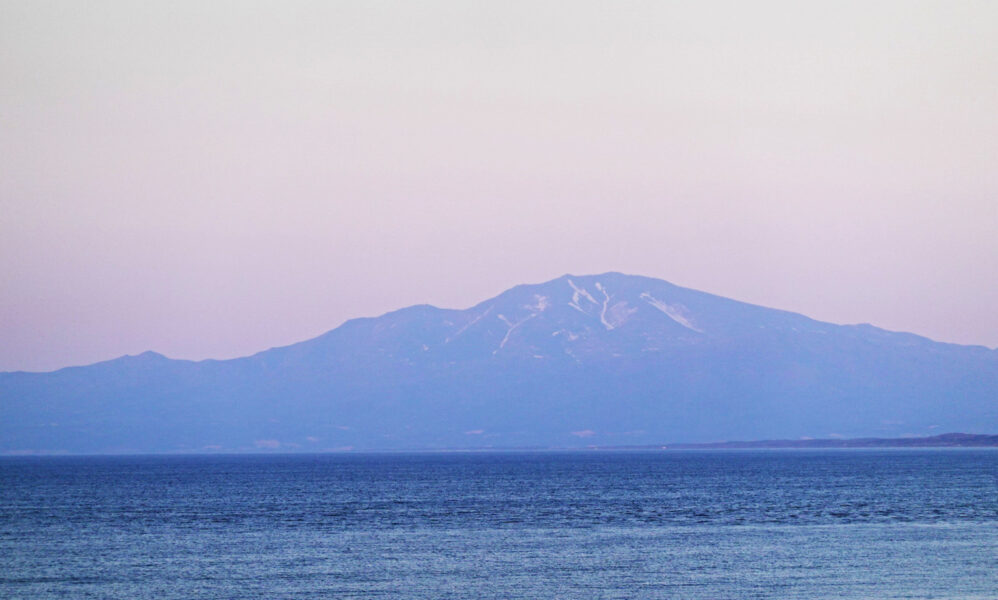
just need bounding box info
[2,450,996,599]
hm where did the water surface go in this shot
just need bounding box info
[2,450,996,598]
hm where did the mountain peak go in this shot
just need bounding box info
[117,350,168,362]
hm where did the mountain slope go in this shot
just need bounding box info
[2,273,996,453]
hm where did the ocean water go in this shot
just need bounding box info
[1,450,996,599]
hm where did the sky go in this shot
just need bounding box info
[1,0,996,372]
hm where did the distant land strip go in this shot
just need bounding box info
[659,432,998,449]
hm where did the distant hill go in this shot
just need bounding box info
[663,432,998,449]
[2,272,996,454]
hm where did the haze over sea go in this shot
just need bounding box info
[2,449,996,599]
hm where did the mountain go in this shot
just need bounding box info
[2,272,996,454]
[665,432,998,449]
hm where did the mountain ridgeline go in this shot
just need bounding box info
[2,273,996,454]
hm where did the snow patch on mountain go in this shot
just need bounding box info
[640,292,703,333]
[553,329,580,341]
[595,282,614,330]
[494,312,537,355]
[567,282,596,314]
[607,301,638,328]
[567,279,598,305]
[446,306,493,343]
[527,295,550,312]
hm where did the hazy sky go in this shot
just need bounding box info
[2,1,996,371]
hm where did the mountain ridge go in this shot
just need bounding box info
[7,271,990,375]
[2,272,996,454]
[663,432,998,449]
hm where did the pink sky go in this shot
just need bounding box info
[2,1,996,371]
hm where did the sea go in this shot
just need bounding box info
[1,450,996,599]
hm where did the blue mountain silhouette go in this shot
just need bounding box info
[2,273,996,453]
